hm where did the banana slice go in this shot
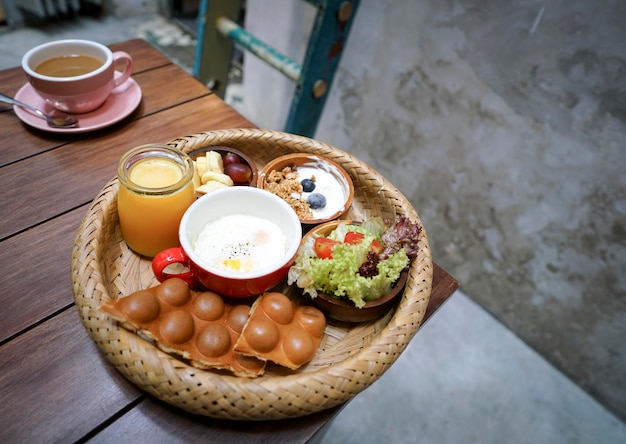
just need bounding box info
[197,181,230,194]
[192,151,236,195]
[195,156,208,177]
[201,171,234,186]
[205,150,224,173]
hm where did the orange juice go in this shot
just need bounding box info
[117,145,195,257]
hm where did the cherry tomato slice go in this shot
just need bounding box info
[314,237,338,259]
[370,239,383,254]
[344,231,365,245]
[344,231,383,254]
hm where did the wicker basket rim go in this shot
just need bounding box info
[71,128,433,419]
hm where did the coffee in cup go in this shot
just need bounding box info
[22,39,133,113]
[34,54,104,77]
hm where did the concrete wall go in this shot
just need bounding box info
[241,0,626,421]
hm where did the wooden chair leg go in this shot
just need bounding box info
[193,0,242,98]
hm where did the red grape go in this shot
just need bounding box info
[223,152,242,167]
[224,163,252,183]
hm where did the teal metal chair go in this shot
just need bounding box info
[193,0,360,138]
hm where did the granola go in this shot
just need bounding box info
[264,165,314,220]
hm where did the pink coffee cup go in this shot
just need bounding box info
[21,39,133,114]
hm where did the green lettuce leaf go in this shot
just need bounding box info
[287,220,410,308]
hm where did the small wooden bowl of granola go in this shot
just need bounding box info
[257,153,354,226]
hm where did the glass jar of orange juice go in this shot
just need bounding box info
[117,144,196,257]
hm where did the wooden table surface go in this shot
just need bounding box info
[0,39,458,443]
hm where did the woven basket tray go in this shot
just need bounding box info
[71,128,433,420]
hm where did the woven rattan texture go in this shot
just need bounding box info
[71,129,433,420]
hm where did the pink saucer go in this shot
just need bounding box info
[13,78,142,134]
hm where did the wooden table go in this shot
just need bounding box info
[0,39,458,443]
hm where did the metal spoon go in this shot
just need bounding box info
[0,92,78,128]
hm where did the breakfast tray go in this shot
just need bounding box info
[71,128,433,420]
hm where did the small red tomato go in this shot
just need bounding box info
[223,152,242,167]
[224,162,252,184]
[314,237,338,259]
[370,239,383,254]
[344,231,365,245]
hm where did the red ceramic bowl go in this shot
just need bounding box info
[152,187,301,298]
[297,220,408,322]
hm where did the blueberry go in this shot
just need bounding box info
[301,178,316,192]
[307,193,326,209]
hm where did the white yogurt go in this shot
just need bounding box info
[296,163,347,220]
[194,214,287,272]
